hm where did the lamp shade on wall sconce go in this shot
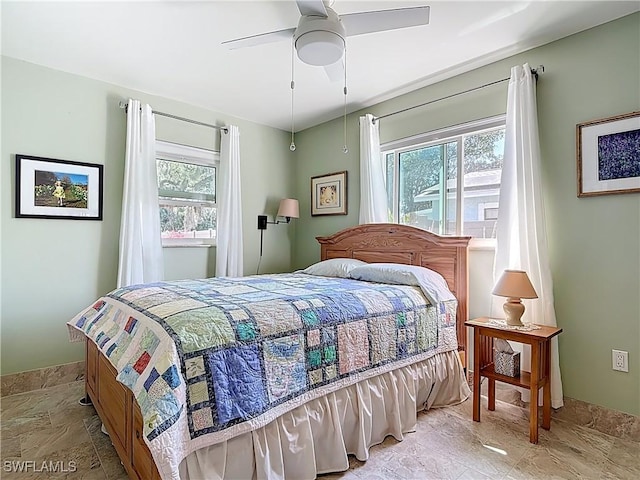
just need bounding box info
[257,198,299,231]
[492,270,538,326]
[256,198,300,274]
[276,198,299,222]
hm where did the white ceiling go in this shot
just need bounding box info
[2,1,638,132]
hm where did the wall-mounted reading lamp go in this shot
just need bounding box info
[257,198,299,231]
[257,198,299,273]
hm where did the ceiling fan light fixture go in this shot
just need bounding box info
[223,1,433,72]
[295,30,344,66]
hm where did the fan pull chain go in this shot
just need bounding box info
[289,37,296,152]
[342,45,348,154]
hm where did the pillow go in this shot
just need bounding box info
[300,258,367,278]
[348,263,455,305]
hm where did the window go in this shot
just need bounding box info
[155,141,218,246]
[383,115,505,240]
[479,203,499,221]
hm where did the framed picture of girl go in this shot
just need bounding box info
[15,154,103,220]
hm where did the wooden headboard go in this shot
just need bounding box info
[316,223,471,360]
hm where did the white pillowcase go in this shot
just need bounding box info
[300,258,367,278]
[348,263,455,305]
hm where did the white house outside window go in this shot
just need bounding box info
[155,140,218,246]
[383,115,505,243]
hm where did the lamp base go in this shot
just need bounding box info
[503,298,525,326]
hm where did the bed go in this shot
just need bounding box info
[67,223,471,480]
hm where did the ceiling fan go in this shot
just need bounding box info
[222,0,430,81]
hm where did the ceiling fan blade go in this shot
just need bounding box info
[341,6,430,37]
[296,0,328,17]
[222,28,295,50]
[323,59,344,83]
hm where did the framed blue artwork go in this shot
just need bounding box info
[577,111,640,197]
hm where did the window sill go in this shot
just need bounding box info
[162,243,215,248]
[468,238,496,251]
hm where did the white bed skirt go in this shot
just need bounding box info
[178,351,470,480]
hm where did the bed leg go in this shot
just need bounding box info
[78,395,93,406]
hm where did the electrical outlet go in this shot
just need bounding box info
[612,350,628,372]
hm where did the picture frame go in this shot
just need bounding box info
[15,154,104,220]
[577,111,640,197]
[311,170,347,216]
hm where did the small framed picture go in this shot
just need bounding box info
[15,154,104,220]
[577,111,640,197]
[311,170,347,216]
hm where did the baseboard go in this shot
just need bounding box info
[0,360,85,397]
[553,395,640,442]
[476,379,640,442]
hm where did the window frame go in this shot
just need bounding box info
[382,115,505,248]
[155,140,219,247]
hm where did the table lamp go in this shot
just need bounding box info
[492,270,538,326]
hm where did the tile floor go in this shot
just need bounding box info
[1,380,638,479]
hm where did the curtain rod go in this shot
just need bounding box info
[118,101,228,133]
[373,65,545,124]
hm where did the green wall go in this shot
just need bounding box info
[1,14,638,416]
[0,57,294,375]
[293,13,640,416]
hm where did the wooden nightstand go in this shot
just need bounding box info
[465,317,562,444]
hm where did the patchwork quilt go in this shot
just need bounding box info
[67,273,458,479]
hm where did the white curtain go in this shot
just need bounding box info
[493,64,563,408]
[216,125,243,277]
[117,99,164,287]
[359,114,387,223]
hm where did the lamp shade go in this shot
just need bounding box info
[492,270,538,299]
[277,198,299,219]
